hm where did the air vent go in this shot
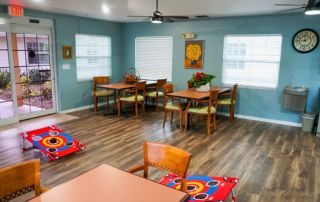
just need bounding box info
[29,19,40,24]
[195,15,209,18]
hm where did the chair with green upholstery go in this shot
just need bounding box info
[184,89,219,135]
[146,79,167,112]
[162,84,186,129]
[217,84,237,122]
[118,81,146,118]
[92,76,114,113]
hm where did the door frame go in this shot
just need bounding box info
[0,16,58,125]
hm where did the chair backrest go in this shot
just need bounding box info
[93,76,110,91]
[231,84,238,102]
[135,81,146,95]
[0,159,41,201]
[209,89,219,108]
[187,81,193,89]
[143,142,192,191]
[162,84,174,95]
[156,79,167,90]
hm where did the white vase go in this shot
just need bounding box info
[196,83,210,92]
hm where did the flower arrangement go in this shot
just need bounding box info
[189,72,215,88]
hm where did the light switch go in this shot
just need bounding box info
[62,64,70,70]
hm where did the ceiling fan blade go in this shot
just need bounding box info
[162,18,175,22]
[163,16,189,20]
[127,15,152,18]
[274,7,306,13]
[274,4,306,6]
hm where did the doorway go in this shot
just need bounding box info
[0,17,57,125]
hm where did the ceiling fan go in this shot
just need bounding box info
[127,0,190,23]
[274,0,320,15]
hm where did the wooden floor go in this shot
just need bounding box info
[1,108,320,202]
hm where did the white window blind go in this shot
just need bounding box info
[222,35,282,89]
[76,34,111,81]
[135,36,173,81]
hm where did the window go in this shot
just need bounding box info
[222,35,282,89]
[135,36,173,81]
[75,34,111,81]
[26,42,49,65]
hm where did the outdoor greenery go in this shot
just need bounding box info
[189,72,215,88]
[0,71,10,89]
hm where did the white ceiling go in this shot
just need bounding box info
[0,0,308,22]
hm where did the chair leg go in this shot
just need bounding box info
[93,96,98,113]
[143,101,146,114]
[135,102,138,117]
[207,114,211,135]
[163,109,167,128]
[156,97,159,112]
[213,113,217,130]
[170,111,174,124]
[179,110,183,130]
[117,100,121,119]
[230,104,235,121]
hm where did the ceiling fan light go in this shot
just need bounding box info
[305,5,320,15]
[151,16,162,23]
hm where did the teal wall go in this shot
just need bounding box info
[1,4,320,124]
[122,14,320,124]
[0,6,124,111]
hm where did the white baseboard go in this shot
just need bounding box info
[59,102,109,114]
[60,103,301,128]
[217,112,301,127]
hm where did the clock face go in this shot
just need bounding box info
[293,29,319,53]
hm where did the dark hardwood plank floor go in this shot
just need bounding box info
[1,108,319,202]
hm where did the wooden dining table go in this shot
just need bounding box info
[97,80,157,115]
[29,164,189,202]
[166,86,231,128]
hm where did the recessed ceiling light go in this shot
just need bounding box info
[102,4,110,14]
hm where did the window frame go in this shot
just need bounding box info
[75,33,112,82]
[221,34,283,90]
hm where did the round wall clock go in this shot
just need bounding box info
[292,29,319,53]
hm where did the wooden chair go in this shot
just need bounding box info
[0,159,48,201]
[162,84,185,129]
[92,76,114,113]
[118,81,146,118]
[184,89,219,135]
[146,79,167,112]
[187,80,193,89]
[217,84,238,122]
[127,141,192,191]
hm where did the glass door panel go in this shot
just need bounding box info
[0,32,15,121]
[11,32,54,117]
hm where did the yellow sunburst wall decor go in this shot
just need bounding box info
[184,40,204,69]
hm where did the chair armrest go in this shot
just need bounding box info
[40,187,49,193]
[127,164,145,173]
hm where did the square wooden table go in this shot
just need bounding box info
[29,164,189,202]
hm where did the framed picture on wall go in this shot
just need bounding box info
[63,46,73,59]
[184,40,204,69]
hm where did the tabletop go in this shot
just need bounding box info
[98,80,156,90]
[98,83,135,90]
[167,87,231,100]
[29,164,189,202]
